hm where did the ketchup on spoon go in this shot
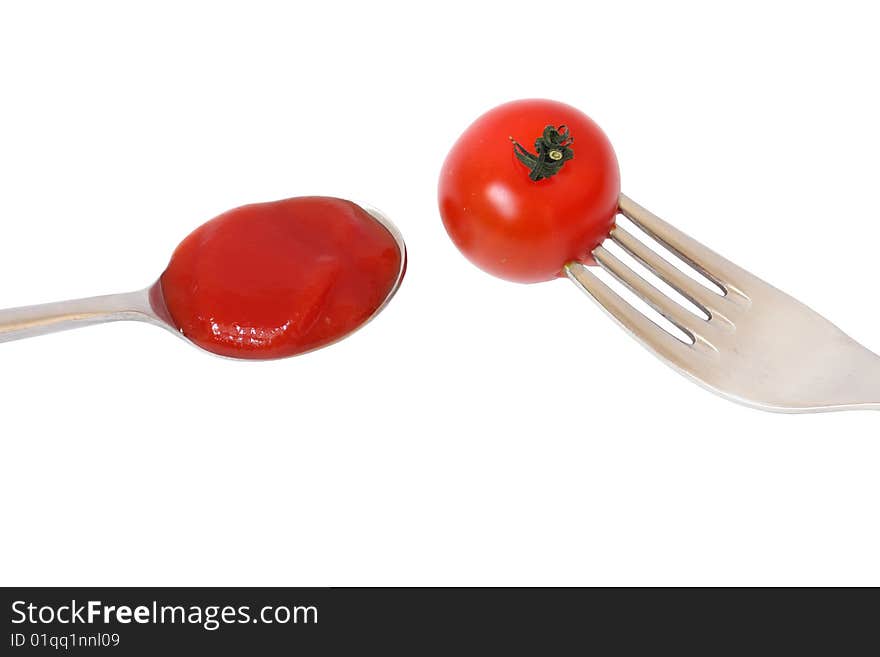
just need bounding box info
[160,196,404,359]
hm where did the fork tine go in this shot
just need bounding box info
[609,226,737,323]
[592,245,709,342]
[617,194,751,299]
[565,262,700,369]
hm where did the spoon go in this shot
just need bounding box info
[0,196,406,360]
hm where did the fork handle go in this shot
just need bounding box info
[0,288,157,344]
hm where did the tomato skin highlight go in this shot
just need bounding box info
[438,99,620,283]
[159,197,402,360]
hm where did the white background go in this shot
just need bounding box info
[1,1,878,586]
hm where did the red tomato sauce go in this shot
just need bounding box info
[157,196,403,360]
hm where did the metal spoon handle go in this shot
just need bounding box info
[0,288,158,343]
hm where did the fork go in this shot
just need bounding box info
[565,194,880,413]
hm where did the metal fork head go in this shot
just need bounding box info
[566,194,880,413]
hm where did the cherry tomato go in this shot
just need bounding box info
[438,99,620,283]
